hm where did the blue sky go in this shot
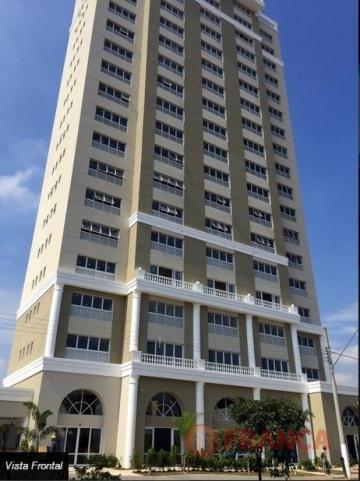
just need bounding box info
[0,0,357,385]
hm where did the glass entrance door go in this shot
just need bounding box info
[57,427,101,464]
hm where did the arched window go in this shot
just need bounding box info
[342,407,359,427]
[59,390,103,415]
[215,397,234,421]
[146,392,182,417]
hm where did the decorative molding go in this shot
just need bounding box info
[3,358,44,388]
[307,381,358,397]
[16,272,57,318]
[257,12,279,31]
[0,387,33,402]
[129,211,289,266]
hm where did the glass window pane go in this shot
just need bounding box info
[77,336,88,349]
[175,306,183,318]
[147,341,155,354]
[103,299,112,311]
[96,260,106,271]
[268,359,274,371]
[86,257,96,269]
[216,351,223,364]
[174,345,182,358]
[149,301,156,313]
[72,293,82,306]
[224,352,231,365]
[274,360,281,371]
[99,339,109,352]
[92,297,102,309]
[89,429,101,453]
[76,255,86,267]
[66,334,77,348]
[232,353,239,366]
[166,344,174,357]
[78,428,90,453]
[209,350,215,362]
[82,295,92,307]
[89,337,99,351]
[156,342,164,356]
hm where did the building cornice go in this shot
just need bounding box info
[307,381,358,397]
[129,211,289,266]
[0,387,33,402]
[257,12,278,31]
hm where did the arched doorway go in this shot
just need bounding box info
[342,406,359,462]
[144,392,182,455]
[214,397,234,421]
[56,390,104,464]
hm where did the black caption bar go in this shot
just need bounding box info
[0,453,68,480]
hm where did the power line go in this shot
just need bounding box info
[330,350,358,362]
[333,329,359,367]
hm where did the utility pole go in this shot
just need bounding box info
[324,328,351,479]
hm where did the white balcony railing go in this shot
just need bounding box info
[260,369,303,382]
[205,362,254,376]
[75,266,115,281]
[141,353,194,369]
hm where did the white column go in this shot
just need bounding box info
[129,291,141,352]
[319,334,331,381]
[44,283,64,357]
[123,375,138,468]
[301,393,315,461]
[196,381,205,452]
[253,387,261,400]
[193,303,201,360]
[290,324,302,375]
[246,314,255,368]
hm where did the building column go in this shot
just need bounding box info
[129,291,141,352]
[123,375,138,468]
[301,393,315,461]
[246,314,255,368]
[193,303,201,360]
[253,387,261,400]
[44,283,64,357]
[290,324,302,375]
[319,334,331,381]
[196,381,205,452]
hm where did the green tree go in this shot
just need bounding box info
[230,397,311,481]
[172,411,196,470]
[22,402,57,452]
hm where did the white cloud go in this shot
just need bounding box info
[323,302,358,326]
[0,168,40,209]
[0,289,19,384]
[335,371,358,386]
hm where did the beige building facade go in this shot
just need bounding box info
[1,0,358,467]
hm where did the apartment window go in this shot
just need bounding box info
[201,58,223,78]
[261,358,288,373]
[85,188,121,215]
[205,191,230,212]
[157,74,183,97]
[269,106,283,120]
[206,247,233,269]
[159,34,183,56]
[267,89,280,103]
[271,124,285,139]
[249,207,272,227]
[71,292,113,321]
[235,30,253,46]
[151,231,183,257]
[203,119,226,139]
[238,62,257,79]
[278,183,293,199]
[283,227,299,244]
[147,341,183,358]
[260,29,273,42]
[234,13,252,30]
[150,264,183,280]
[106,19,134,42]
[251,232,274,252]
[201,23,221,42]
[298,307,310,320]
[80,219,119,247]
[160,0,184,20]
[200,7,220,25]
[149,300,184,327]
[262,44,275,55]
[236,45,255,62]
[245,160,267,179]
[239,79,259,97]
[259,322,285,345]
[66,334,110,352]
[204,141,228,162]
[207,279,235,293]
[76,255,116,279]
[101,59,131,84]
[253,261,277,281]
[95,106,128,131]
[298,335,314,349]
[242,117,262,136]
[202,77,224,97]
[204,0,219,8]
[201,40,222,59]
[263,57,276,71]
[89,159,124,185]
[280,205,296,221]
[204,165,229,186]
[104,38,133,62]
[265,72,279,87]
[273,143,288,158]
[208,312,237,328]
[159,16,184,37]
[92,131,125,156]
[234,1,251,16]
[108,1,136,23]
[154,144,183,169]
[240,97,260,116]
[205,218,232,239]
[247,182,269,202]
[302,367,319,381]
[152,200,183,223]
[153,171,183,196]
[275,162,290,178]
[256,291,280,305]
[202,97,225,117]
[155,120,183,143]
[289,278,306,293]
[98,82,130,107]
[209,350,239,366]
[156,97,183,119]
[158,54,183,76]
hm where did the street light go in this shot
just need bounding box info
[324,328,351,479]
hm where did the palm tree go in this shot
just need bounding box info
[173,412,196,471]
[22,402,57,452]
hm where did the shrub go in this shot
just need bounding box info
[301,459,316,471]
[130,451,141,470]
[170,446,179,466]
[158,449,170,467]
[146,448,157,470]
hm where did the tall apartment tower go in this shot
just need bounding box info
[4,0,356,467]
